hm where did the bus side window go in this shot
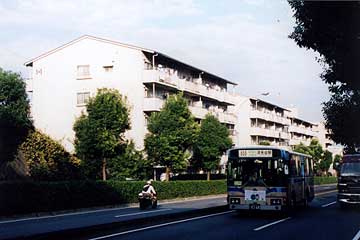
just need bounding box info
[300,156,305,177]
[308,158,314,176]
[304,157,309,176]
[290,155,298,176]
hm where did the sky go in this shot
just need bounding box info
[0,0,330,122]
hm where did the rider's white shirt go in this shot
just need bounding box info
[145,185,156,195]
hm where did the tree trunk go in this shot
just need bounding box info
[102,158,107,181]
[207,171,211,181]
[165,167,170,181]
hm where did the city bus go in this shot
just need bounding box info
[227,146,314,211]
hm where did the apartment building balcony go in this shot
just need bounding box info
[143,97,236,124]
[288,126,317,137]
[250,110,290,126]
[189,106,237,124]
[143,69,234,105]
[143,97,164,112]
[289,139,311,146]
[250,127,290,140]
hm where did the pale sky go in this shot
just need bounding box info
[0,0,330,122]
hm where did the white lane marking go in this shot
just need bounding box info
[352,229,360,240]
[253,217,291,231]
[321,201,337,208]
[114,208,172,218]
[89,210,236,240]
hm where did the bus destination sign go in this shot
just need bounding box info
[238,149,272,158]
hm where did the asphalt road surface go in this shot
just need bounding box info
[0,184,345,240]
[83,191,360,240]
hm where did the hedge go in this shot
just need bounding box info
[314,176,338,185]
[0,180,226,216]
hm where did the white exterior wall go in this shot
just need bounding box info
[228,94,252,146]
[29,38,147,151]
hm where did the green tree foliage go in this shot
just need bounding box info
[108,141,152,180]
[73,88,130,180]
[19,130,81,181]
[259,141,271,146]
[0,68,32,179]
[318,150,333,174]
[192,114,232,180]
[293,139,324,172]
[145,93,198,181]
[323,91,360,152]
[288,1,360,152]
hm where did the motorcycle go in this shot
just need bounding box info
[138,192,157,210]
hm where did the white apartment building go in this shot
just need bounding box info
[287,108,318,147]
[230,95,291,147]
[25,35,237,152]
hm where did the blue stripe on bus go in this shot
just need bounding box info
[228,186,287,193]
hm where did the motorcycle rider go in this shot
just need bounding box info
[142,180,157,200]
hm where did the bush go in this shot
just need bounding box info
[314,176,337,185]
[0,180,226,216]
[19,130,82,181]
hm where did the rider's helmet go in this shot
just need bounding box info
[147,180,152,185]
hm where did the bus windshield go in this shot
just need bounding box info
[228,158,287,187]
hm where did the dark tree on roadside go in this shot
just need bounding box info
[0,68,33,179]
[73,88,130,180]
[289,1,360,152]
[192,114,232,181]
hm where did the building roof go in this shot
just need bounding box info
[289,116,317,126]
[24,35,237,85]
[249,97,290,111]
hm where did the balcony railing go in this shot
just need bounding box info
[250,127,290,140]
[143,70,234,105]
[288,126,317,137]
[250,110,290,126]
[143,97,236,124]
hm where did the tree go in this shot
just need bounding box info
[288,1,360,151]
[20,130,81,181]
[318,150,333,175]
[293,139,324,172]
[145,93,198,181]
[259,141,271,146]
[108,141,152,180]
[0,68,32,179]
[73,88,130,180]
[192,114,232,180]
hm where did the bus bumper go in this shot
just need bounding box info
[229,204,283,211]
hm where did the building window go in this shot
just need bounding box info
[77,65,91,79]
[77,92,90,106]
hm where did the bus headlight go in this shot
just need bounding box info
[270,199,282,205]
[230,198,241,204]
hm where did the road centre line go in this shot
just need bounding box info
[352,229,360,240]
[114,208,172,218]
[253,217,291,231]
[89,210,236,240]
[321,201,337,208]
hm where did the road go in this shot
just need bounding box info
[83,191,360,240]
[0,184,345,240]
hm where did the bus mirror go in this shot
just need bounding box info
[284,165,289,175]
